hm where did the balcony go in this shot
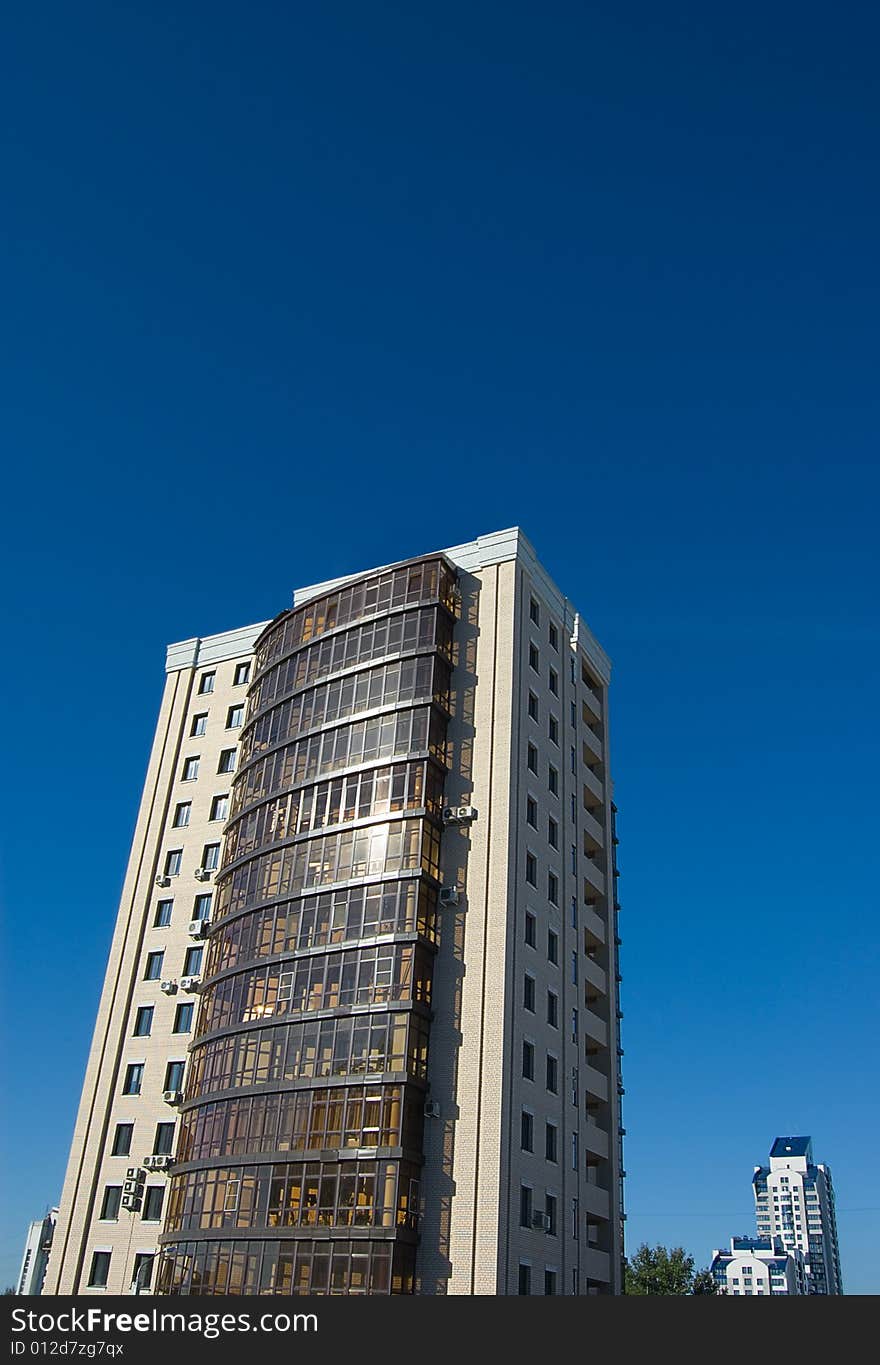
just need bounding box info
[582,808,605,847]
[583,1184,611,1220]
[583,955,607,995]
[582,728,604,764]
[583,767,604,804]
[583,907,606,945]
[582,1248,611,1283]
[584,1064,609,1102]
[583,1008,608,1047]
[584,1122,609,1159]
[584,860,606,896]
[582,687,602,724]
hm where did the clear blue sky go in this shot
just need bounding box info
[1,0,878,1293]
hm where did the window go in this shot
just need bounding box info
[545,1193,557,1236]
[173,1003,194,1034]
[131,1254,154,1292]
[571,844,577,874]
[100,1186,121,1221]
[528,692,539,722]
[234,661,251,686]
[548,765,558,796]
[122,1064,144,1096]
[154,1122,176,1156]
[522,1040,535,1081]
[111,1123,133,1157]
[547,928,558,964]
[545,1123,558,1162]
[549,623,558,651]
[570,700,577,728]
[226,704,244,729]
[529,643,540,672]
[154,899,173,928]
[570,746,577,775]
[518,1263,531,1295]
[164,1061,185,1092]
[523,974,536,1012]
[190,713,208,737]
[548,871,559,905]
[183,946,203,976]
[571,951,578,984]
[548,715,558,745]
[546,1054,558,1093]
[88,1251,111,1288]
[549,667,558,696]
[198,672,216,695]
[544,1268,557,1295]
[527,743,538,774]
[520,1185,533,1227]
[548,816,558,849]
[572,1133,579,1169]
[144,951,164,981]
[218,748,237,774]
[143,1187,165,1222]
[193,893,212,921]
[210,794,229,822]
[525,852,537,887]
[133,1006,153,1038]
[547,991,558,1028]
[201,843,220,871]
[525,911,536,948]
[182,756,199,781]
[164,850,182,877]
[521,1111,534,1152]
[571,1008,578,1042]
[172,802,191,828]
[530,598,540,625]
[527,796,538,828]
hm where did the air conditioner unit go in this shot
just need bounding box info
[125,1167,144,1182]
[188,919,209,938]
[439,886,459,907]
[531,1211,551,1232]
[163,1090,183,1106]
[160,980,177,995]
[123,1178,143,1194]
[155,875,170,888]
[121,1194,141,1211]
[179,976,200,992]
[424,1100,441,1118]
[144,1155,172,1171]
[442,805,477,824]
[194,868,212,881]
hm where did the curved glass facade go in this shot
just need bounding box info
[156,556,457,1295]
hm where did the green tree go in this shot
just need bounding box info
[623,1243,717,1295]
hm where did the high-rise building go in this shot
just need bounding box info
[16,1209,58,1295]
[45,529,624,1296]
[709,1236,806,1296]
[752,1137,843,1294]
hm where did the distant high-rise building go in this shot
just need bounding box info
[45,529,624,1296]
[752,1137,843,1293]
[710,1235,806,1296]
[17,1208,58,1295]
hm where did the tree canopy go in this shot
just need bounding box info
[624,1243,717,1295]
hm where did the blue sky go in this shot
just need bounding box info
[1,0,878,1293]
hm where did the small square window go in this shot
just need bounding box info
[154,899,173,928]
[546,1054,558,1093]
[545,1194,557,1237]
[520,1184,533,1227]
[218,748,237,774]
[153,1122,176,1156]
[234,662,251,686]
[545,1122,558,1161]
[528,692,539,722]
[144,951,164,981]
[548,715,559,745]
[547,992,558,1028]
[172,802,191,828]
[88,1251,111,1288]
[198,672,215,695]
[523,974,536,1012]
[548,871,559,905]
[522,1040,535,1080]
[525,911,536,948]
[201,843,220,872]
[527,796,538,828]
[547,929,558,964]
[548,765,558,796]
[521,1110,534,1152]
[190,713,208,738]
[548,816,558,849]
[182,756,200,781]
[132,1254,154,1292]
[530,598,540,626]
[544,1268,557,1295]
[100,1186,122,1221]
[183,946,203,976]
[143,1186,165,1222]
[193,893,212,921]
[525,852,537,886]
[111,1123,133,1157]
[164,850,182,877]
[226,705,244,729]
[173,1003,194,1034]
[527,743,539,774]
[529,643,540,672]
[122,1063,144,1096]
[518,1263,531,1295]
[549,667,558,696]
[210,794,229,822]
[549,623,558,651]
[164,1061,185,1092]
[133,1006,153,1038]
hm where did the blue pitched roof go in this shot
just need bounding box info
[770,1136,811,1158]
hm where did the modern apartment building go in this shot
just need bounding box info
[710,1236,806,1296]
[16,1209,58,1295]
[45,528,624,1296]
[753,1137,843,1294]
